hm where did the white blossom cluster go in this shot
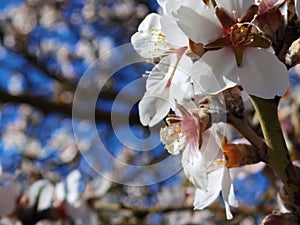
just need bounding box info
[131,0,294,219]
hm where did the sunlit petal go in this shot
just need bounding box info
[216,0,255,19]
[169,54,193,104]
[139,90,171,127]
[161,15,188,47]
[239,48,289,98]
[222,169,238,220]
[146,54,177,94]
[192,48,237,95]
[193,168,224,209]
[175,6,223,44]
[131,13,171,58]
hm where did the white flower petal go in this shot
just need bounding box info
[175,6,223,44]
[221,169,238,220]
[169,55,193,104]
[192,48,237,95]
[161,15,188,47]
[200,125,223,162]
[138,90,171,127]
[182,150,209,190]
[131,13,171,58]
[216,0,255,19]
[185,0,213,12]
[146,54,177,94]
[159,0,207,15]
[194,188,220,210]
[158,0,185,15]
[193,168,224,209]
[157,0,167,10]
[239,48,289,98]
[224,201,233,220]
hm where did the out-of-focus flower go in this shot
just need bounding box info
[28,179,55,211]
[175,0,289,98]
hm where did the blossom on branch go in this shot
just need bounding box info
[175,0,289,98]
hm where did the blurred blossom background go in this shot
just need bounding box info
[0,0,299,225]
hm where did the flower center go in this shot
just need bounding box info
[206,6,271,66]
[160,116,185,155]
[226,23,254,48]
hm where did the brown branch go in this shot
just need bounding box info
[0,89,140,124]
[94,202,273,218]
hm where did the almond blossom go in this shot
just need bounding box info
[131,5,193,127]
[159,101,237,219]
[175,0,289,98]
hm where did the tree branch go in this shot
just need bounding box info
[0,89,140,124]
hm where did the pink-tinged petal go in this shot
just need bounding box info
[216,0,255,19]
[146,54,177,94]
[139,90,171,127]
[193,168,224,209]
[131,13,171,58]
[192,48,237,95]
[175,6,223,44]
[161,15,188,47]
[0,187,16,217]
[239,48,289,98]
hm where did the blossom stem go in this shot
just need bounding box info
[250,95,300,214]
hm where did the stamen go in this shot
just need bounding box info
[146,27,172,57]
